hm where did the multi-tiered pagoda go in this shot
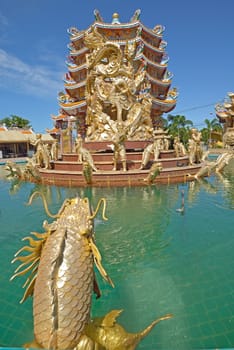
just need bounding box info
[51,9,177,145]
[41,10,203,187]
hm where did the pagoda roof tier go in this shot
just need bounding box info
[141,23,164,40]
[46,127,60,134]
[141,55,168,70]
[64,79,86,90]
[141,39,165,54]
[68,24,139,44]
[94,20,140,30]
[59,99,86,111]
[216,111,229,122]
[58,97,176,114]
[146,72,171,87]
[67,27,85,41]
[94,21,164,42]
[65,49,169,70]
[69,47,88,57]
[51,114,68,121]
[68,11,165,48]
[66,62,87,72]
[69,20,163,42]
[152,97,177,113]
[68,32,165,57]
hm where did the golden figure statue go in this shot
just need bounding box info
[82,161,93,184]
[188,128,203,164]
[140,139,161,169]
[112,132,127,171]
[29,133,44,167]
[50,140,59,161]
[144,162,163,184]
[29,134,52,169]
[162,135,170,151]
[75,135,97,171]
[173,136,186,157]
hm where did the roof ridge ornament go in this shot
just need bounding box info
[94,9,103,23]
[131,9,141,22]
[153,24,165,35]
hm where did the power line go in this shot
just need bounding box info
[175,102,217,114]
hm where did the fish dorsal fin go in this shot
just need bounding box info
[10,230,51,302]
[101,309,123,327]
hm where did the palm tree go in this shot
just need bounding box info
[201,117,223,146]
[166,114,194,145]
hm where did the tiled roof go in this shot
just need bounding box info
[0,130,54,143]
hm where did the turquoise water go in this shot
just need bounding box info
[0,163,234,349]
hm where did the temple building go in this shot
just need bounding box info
[49,9,177,147]
[0,126,54,160]
[215,92,234,147]
[38,9,201,187]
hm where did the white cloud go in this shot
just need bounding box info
[0,49,63,98]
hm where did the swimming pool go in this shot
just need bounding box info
[0,162,234,349]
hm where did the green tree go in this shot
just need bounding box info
[166,114,194,145]
[201,117,223,146]
[0,115,31,129]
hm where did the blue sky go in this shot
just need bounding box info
[0,0,234,133]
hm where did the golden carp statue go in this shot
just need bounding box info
[11,192,172,349]
[11,192,113,349]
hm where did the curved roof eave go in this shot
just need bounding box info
[142,39,164,54]
[67,63,87,72]
[64,80,86,89]
[140,23,164,39]
[94,21,140,30]
[216,111,229,120]
[69,19,164,43]
[59,100,87,111]
[70,47,89,57]
[152,98,177,112]
[146,73,171,87]
[141,55,167,70]
[94,20,164,40]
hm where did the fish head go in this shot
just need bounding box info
[67,197,94,237]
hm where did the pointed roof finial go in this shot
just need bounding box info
[112,12,120,24]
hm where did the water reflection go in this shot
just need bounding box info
[218,159,234,209]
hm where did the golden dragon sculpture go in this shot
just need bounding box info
[11,192,172,349]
